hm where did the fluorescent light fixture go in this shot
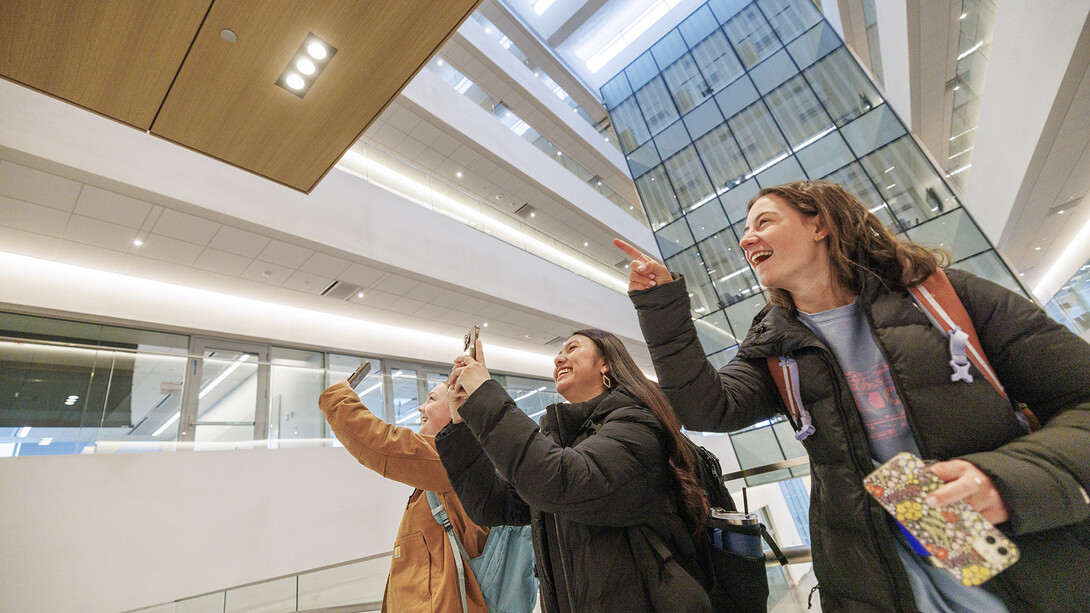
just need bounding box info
[792,125,836,152]
[514,389,539,402]
[454,77,474,95]
[948,164,972,176]
[38,438,53,446]
[277,33,338,98]
[16,426,31,438]
[199,354,251,400]
[154,411,181,437]
[718,268,748,283]
[744,152,789,181]
[949,127,976,141]
[397,410,420,424]
[957,41,983,61]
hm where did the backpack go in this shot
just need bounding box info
[426,491,538,613]
[686,438,788,613]
[766,268,1040,441]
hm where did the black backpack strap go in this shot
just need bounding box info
[761,524,788,565]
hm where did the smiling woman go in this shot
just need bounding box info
[437,331,712,612]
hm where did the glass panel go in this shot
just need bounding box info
[687,198,731,242]
[635,76,681,135]
[612,96,651,153]
[625,50,660,91]
[905,209,991,262]
[657,216,697,259]
[708,345,739,370]
[724,293,767,342]
[695,123,749,190]
[176,592,226,613]
[822,162,904,233]
[803,48,883,126]
[270,348,324,448]
[719,178,761,224]
[839,104,906,157]
[391,368,422,430]
[772,419,807,459]
[679,5,720,47]
[627,139,661,178]
[663,53,709,115]
[794,130,853,179]
[666,246,720,315]
[691,31,745,96]
[728,101,790,173]
[664,146,714,210]
[329,354,384,419]
[602,72,633,109]
[957,251,1027,297]
[683,98,725,139]
[504,375,561,422]
[764,74,833,149]
[224,576,296,612]
[859,136,959,229]
[724,4,781,69]
[729,423,785,469]
[651,29,688,69]
[708,0,750,24]
[753,154,804,188]
[694,311,740,352]
[757,0,823,43]
[298,556,389,609]
[749,48,797,94]
[714,74,759,118]
[699,233,759,306]
[635,165,683,227]
[654,120,693,161]
[194,348,258,450]
[786,22,842,70]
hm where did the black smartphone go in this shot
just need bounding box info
[347,361,372,388]
[463,325,480,360]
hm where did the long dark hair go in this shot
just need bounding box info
[572,328,709,534]
[749,180,949,309]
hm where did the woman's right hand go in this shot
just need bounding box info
[613,238,673,291]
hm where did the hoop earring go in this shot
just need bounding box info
[602,373,613,388]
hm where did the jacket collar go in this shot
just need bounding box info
[541,387,635,445]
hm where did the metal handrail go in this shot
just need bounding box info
[721,456,810,482]
[766,545,812,566]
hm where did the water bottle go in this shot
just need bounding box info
[710,508,763,559]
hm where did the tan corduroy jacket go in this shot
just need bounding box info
[318,382,489,613]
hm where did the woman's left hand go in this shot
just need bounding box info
[926,459,1009,525]
[451,338,490,397]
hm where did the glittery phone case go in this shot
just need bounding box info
[863,452,1019,586]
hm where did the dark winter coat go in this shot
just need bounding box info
[435,379,710,613]
[631,268,1090,612]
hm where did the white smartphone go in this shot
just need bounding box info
[346,361,372,389]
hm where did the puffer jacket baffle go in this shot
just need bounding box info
[631,268,1090,613]
[318,382,489,613]
[436,380,710,613]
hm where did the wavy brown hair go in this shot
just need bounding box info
[571,328,709,535]
[749,180,949,309]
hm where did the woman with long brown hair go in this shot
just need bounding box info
[435,331,711,612]
[617,179,1090,612]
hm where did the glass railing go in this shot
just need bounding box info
[423,57,647,225]
[127,552,391,613]
[1044,260,1090,342]
[0,326,563,458]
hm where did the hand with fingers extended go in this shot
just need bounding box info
[446,380,469,424]
[926,459,1009,525]
[613,238,673,292]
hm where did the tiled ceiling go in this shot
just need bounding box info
[0,151,605,359]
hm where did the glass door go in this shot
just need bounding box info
[179,338,270,449]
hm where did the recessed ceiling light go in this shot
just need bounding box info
[286,74,305,90]
[356,292,364,299]
[1036,246,1042,251]
[529,212,535,217]
[307,41,328,60]
[437,59,444,66]
[584,242,589,247]
[456,171,463,178]
[296,58,316,75]
[220,29,238,44]
[483,322,489,327]
[132,238,143,247]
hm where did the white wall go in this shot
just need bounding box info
[0,446,410,613]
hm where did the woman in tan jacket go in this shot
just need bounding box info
[319,379,490,613]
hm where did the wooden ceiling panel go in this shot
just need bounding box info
[150,0,480,192]
[0,0,213,129]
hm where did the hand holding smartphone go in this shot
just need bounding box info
[347,361,372,389]
[864,452,1019,586]
[463,325,480,360]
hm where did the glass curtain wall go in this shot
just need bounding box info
[0,311,561,458]
[603,0,1022,468]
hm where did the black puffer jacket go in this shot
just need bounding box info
[435,380,710,613]
[631,268,1090,612]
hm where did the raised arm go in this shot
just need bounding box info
[435,420,531,527]
[318,382,452,492]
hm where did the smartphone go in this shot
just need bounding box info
[463,325,480,360]
[864,452,1019,586]
[346,361,372,389]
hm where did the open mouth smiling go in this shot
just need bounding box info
[555,367,571,380]
[749,250,772,265]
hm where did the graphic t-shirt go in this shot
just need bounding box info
[797,302,919,462]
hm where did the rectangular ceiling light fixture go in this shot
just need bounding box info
[276,33,338,98]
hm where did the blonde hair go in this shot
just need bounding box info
[748,180,949,309]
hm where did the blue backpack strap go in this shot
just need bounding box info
[426,491,471,613]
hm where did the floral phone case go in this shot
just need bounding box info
[864,452,1019,586]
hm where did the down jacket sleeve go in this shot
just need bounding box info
[434,420,531,527]
[629,276,781,432]
[948,269,1090,535]
[457,380,670,527]
[317,382,452,492]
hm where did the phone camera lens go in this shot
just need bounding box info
[986,536,996,544]
[998,547,1008,555]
